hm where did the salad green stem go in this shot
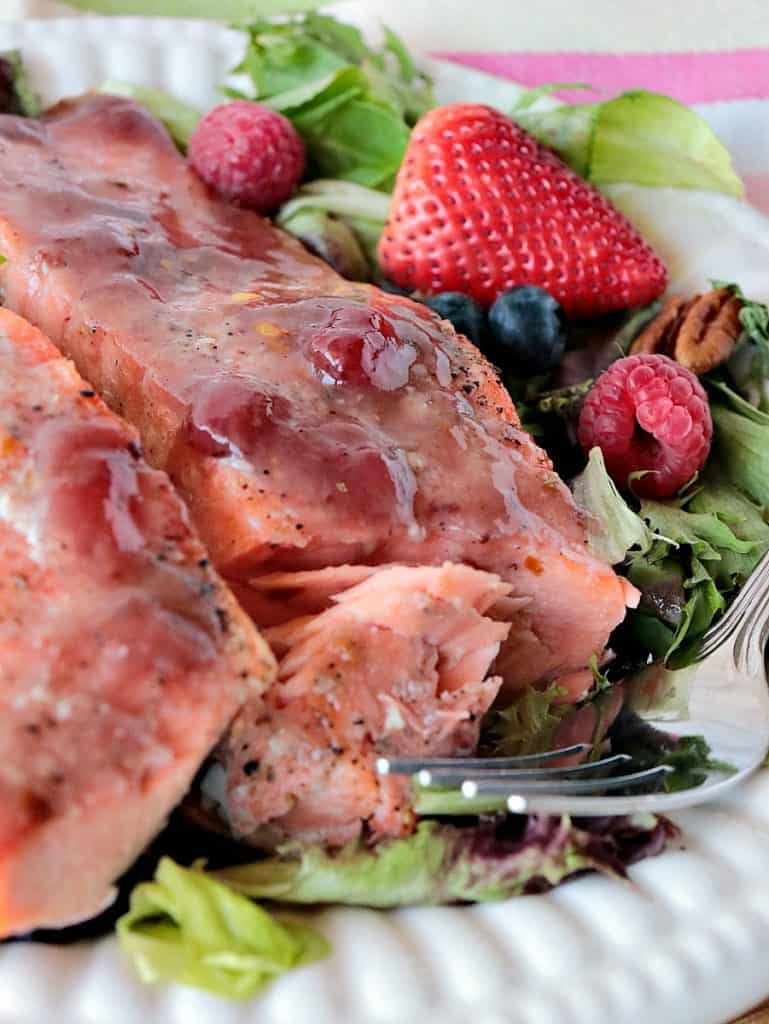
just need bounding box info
[276,179,392,226]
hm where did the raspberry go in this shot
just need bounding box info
[189,101,305,213]
[577,354,712,499]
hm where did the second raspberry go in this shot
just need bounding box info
[578,353,713,500]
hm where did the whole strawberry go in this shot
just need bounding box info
[378,104,668,318]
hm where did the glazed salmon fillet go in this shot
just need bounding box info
[0,307,275,936]
[0,95,634,700]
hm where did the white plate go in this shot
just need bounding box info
[2,15,769,1024]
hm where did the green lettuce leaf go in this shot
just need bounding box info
[212,817,671,907]
[488,683,570,757]
[665,554,725,662]
[571,446,653,564]
[712,284,769,409]
[118,858,328,999]
[235,20,352,99]
[515,89,743,196]
[292,89,410,187]
[661,733,736,790]
[638,499,755,563]
[687,478,769,586]
[99,81,201,149]
[710,384,769,507]
[260,67,361,118]
[624,463,769,665]
[233,14,432,188]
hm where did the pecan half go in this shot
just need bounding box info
[630,287,742,375]
[630,294,690,359]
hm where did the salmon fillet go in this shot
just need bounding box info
[0,95,634,699]
[202,564,511,848]
[0,307,275,937]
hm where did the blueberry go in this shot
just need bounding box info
[424,292,487,347]
[488,286,566,373]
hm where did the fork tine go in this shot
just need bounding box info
[699,570,769,661]
[462,764,674,798]
[697,633,728,662]
[416,752,632,788]
[376,743,591,777]
[697,549,769,659]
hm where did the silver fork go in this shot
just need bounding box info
[377,549,769,817]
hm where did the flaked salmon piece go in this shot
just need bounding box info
[201,564,510,848]
[230,565,376,627]
[0,308,275,937]
[236,563,624,702]
[0,95,634,696]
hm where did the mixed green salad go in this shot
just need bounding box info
[12,4,769,1002]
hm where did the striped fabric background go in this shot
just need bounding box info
[438,50,769,219]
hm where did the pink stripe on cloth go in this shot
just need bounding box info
[434,51,769,106]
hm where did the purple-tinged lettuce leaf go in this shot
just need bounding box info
[212,816,675,908]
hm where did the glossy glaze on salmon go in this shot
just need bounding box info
[203,564,511,847]
[0,95,634,702]
[0,308,275,937]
